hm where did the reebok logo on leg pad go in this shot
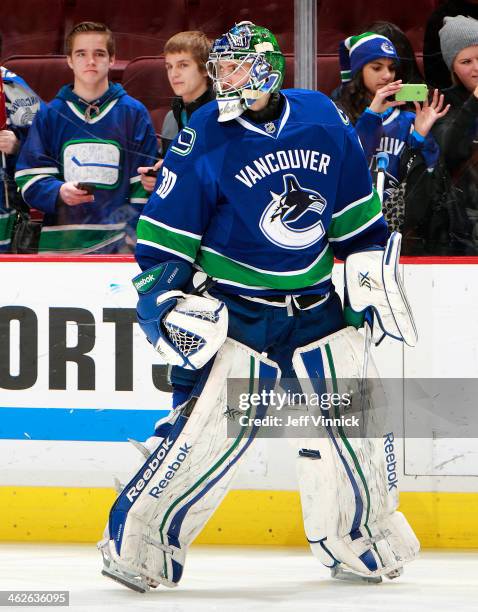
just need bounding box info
[125,437,191,502]
[149,443,192,498]
[384,432,398,491]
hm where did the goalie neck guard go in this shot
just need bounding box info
[206,21,285,122]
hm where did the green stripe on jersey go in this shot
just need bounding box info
[197,246,334,290]
[130,180,150,201]
[328,190,382,240]
[136,218,200,260]
[0,211,16,243]
[38,227,124,253]
[16,172,59,190]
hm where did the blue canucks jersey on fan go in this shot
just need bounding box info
[0,67,42,252]
[355,107,440,201]
[15,83,158,254]
[136,89,387,297]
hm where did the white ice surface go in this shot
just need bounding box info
[1,544,477,611]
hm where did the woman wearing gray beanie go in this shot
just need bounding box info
[429,15,478,253]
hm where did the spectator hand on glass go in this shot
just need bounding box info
[413,88,450,137]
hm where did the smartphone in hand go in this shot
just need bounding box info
[395,84,428,102]
[144,168,158,178]
[76,182,95,194]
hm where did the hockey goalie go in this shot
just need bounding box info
[98,21,420,592]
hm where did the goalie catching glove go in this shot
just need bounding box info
[133,261,228,370]
[344,231,418,346]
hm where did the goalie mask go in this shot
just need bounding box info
[206,21,285,122]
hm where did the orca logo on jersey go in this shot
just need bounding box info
[259,174,326,250]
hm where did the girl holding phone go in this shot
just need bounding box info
[336,32,448,209]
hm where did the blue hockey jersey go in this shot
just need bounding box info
[15,83,158,254]
[136,89,388,296]
[355,107,440,201]
[0,66,42,251]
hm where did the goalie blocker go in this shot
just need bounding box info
[344,231,418,346]
[133,260,228,370]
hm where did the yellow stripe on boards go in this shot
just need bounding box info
[0,487,476,548]
[399,491,478,549]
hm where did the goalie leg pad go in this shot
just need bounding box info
[100,339,280,590]
[292,326,419,579]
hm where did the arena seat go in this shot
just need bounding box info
[283,54,340,95]
[122,57,172,136]
[3,56,73,102]
[186,0,294,53]
[63,0,188,59]
[0,0,65,61]
[317,0,440,54]
[317,54,341,94]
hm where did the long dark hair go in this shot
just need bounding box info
[336,71,371,124]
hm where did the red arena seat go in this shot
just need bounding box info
[3,56,73,103]
[122,56,173,135]
[317,0,439,54]
[317,54,341,95]
[283,54,340,96]
[0,0,65,61]
[187,0,294,53]
[63,0,188,59]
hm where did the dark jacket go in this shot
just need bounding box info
[420,84,478,255]
[434,84,478,171]
[423,0,478,89]
[160,87,214,155]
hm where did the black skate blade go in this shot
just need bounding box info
[101,568,148,593]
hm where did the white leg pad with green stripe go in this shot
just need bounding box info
[100,338,280,591]
[292,326,419,579]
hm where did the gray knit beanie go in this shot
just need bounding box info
[439,15,478,70]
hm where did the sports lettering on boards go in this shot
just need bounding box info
[0,305,169,392]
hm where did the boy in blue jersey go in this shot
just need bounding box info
[15,22,158,254]
[100,22,419,591]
